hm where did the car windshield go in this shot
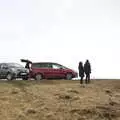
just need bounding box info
[52,64,68,69]
[8,63,24,68]
[60,65,68,69]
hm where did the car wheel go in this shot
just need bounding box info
[35,74,43,80]
[66,73,72,80]
[6,73,13,81]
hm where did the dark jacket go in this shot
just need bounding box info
[78,62,84,77]
[84,60,91,75]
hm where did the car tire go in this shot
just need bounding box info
[6,73,13,81]
[66,73,72,80]
[35,74,43,80]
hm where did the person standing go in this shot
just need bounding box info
[78,62,84,84]
[84,60,91,84]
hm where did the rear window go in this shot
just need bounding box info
[32,63,51,68]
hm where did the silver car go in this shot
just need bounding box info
[0,63,29,80]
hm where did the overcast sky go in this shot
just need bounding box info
[0,0,120,79]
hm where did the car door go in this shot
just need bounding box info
[51,63,65,79]
[39,63,53,78]
[31,63,53,79]
[42,63,58,79]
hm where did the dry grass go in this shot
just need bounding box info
[0,79,120,120]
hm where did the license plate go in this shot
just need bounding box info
[21,73,27,75]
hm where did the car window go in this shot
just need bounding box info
[32,63,40,68]
[0,64,8,69]
[39,63,48,68]
[0,64,4,69]
[52,64,62,69]
[47,63,52,68]
[32,63,49,68]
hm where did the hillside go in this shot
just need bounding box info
[0,79,120,120]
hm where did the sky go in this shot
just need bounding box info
[0,0,120,79]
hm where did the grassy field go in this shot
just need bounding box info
[0,79,120,120]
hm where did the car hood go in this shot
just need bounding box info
[11,67,28,72]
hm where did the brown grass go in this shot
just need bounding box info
[0,79,120,120]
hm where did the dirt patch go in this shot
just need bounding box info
[0,80,119,120]
[67,89,79,94]
[25,108,37,114]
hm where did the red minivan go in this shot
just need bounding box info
[21,59,78,80]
